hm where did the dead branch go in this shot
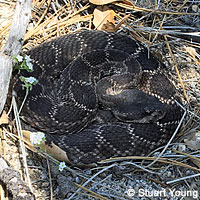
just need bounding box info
[0,0,32,115]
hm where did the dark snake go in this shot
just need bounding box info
[14,30,182,165]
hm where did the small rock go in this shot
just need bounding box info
[57,174,76,198]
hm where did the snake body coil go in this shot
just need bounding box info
[14,30,182,165]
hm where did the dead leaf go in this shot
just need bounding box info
[22,130,71,164]
[184,132,200,151]
[185,46,200,66]
[185,46,197,58]
[112,0,135,8]
[0,111,9,125]
[21,130,38,152]
[90,0,133,6]
[101,21,116,32]
[90,0,119,5]
[192,5,199,13]
[93,5,115,30]
[115,14,130,31]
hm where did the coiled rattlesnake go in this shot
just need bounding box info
[14,30,182,165]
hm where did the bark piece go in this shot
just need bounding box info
[0,158,35,200]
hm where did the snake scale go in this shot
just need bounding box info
[14,30,182,165]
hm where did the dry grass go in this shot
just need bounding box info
[0,0,200,199]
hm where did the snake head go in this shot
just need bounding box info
[109,89,168,123]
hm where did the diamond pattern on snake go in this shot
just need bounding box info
[14,30,182,165]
